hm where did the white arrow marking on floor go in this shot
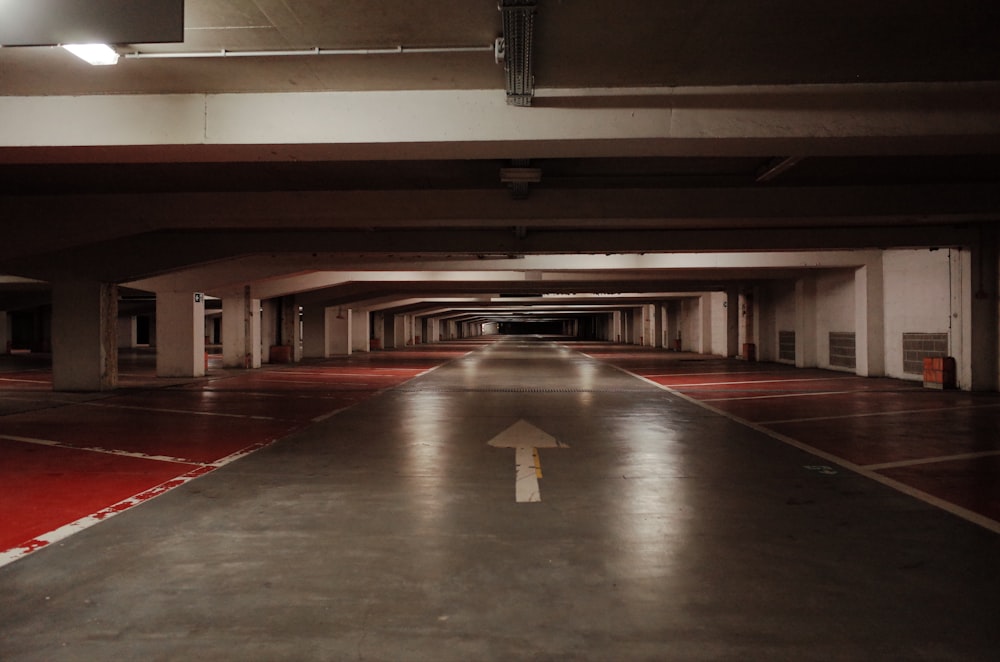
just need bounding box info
[487,419,569,503]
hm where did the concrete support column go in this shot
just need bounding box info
[260,299,278,364]
[960,231,999,391]
[394,315,407,348]
[222,287,261,369]
[352,309,370,352]
[631,308,642,345]
[756,285,776,362]
[855,257,886,377]
[726,286,740,358]
[795,276,818,368]
[117,315,137,349]
[327,308,352,356]
[0,311,9,354]
[156,291,205,378]
[652,304,665,348]
[699,295,713,355]
[639,305,652,346]
[302,306,327,358]
[275,296,301,362]
[666,302,681,350]
[425,317,439,343]
[383,315,396,349]
[52,281,118,391]
[612,311,622,343]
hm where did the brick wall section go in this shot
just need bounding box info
[902,332,948,374]
[778,330,795,361]
[829,331,856,369]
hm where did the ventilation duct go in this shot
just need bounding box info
[498,0,537,107]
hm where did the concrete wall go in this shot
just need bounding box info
[815,270,856,370]
[771,281,797,364]
[883,248,952,381]
[680,298,700,351]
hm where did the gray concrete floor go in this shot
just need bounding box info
[1,337,999,661]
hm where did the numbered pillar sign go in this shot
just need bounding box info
[194,293,203,303]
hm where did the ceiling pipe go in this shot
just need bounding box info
[124,44,493,60]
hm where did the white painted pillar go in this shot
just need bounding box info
[795,276,818,368]
[855,256,886,377]
[726,286,740,358]
[222,287,261,369]
[612,311,622,343]
[156,291,205,378]
[631,308,643,345]
[352,309,370,352]
[52,281,118,391]
[327,308,352,356]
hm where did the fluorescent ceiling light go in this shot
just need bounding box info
[61,43,119,65]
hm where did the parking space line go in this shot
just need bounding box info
[78,401,279,421]
[0,433,206,466]
[600,361,1000,535]
[863,450,1000,471]
[701,390,855,402]
[761,401,1000,425]
[673,376,855,388]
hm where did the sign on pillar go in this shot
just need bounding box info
[156,290,205,378]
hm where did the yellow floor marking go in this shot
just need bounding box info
[533,448,543,478]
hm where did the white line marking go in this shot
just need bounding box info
[762,402,1000,425]
[0,434,291,569]
[248,377,379,387]
[863,449,1000,471]
[671,376,855,388]
[601,362,1000,535]
[78,401,278,421]
[0,376,50,384]
[0,434,207,465]
[640,370,789,378]
[701,390,855,402]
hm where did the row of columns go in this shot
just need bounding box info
[24,238,1000,392]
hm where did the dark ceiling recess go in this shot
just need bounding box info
[0,0,183,46]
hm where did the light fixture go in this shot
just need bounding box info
[498,0,537,106]
[61,43,120,66]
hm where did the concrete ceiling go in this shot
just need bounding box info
[2,1,999,96]
[1,1,999,319]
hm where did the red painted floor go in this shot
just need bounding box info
[0,343,473,564]
[582,344,1000,531]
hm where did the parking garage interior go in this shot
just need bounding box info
[1,1,1000,659]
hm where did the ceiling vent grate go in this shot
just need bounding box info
[499,0,537,106]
